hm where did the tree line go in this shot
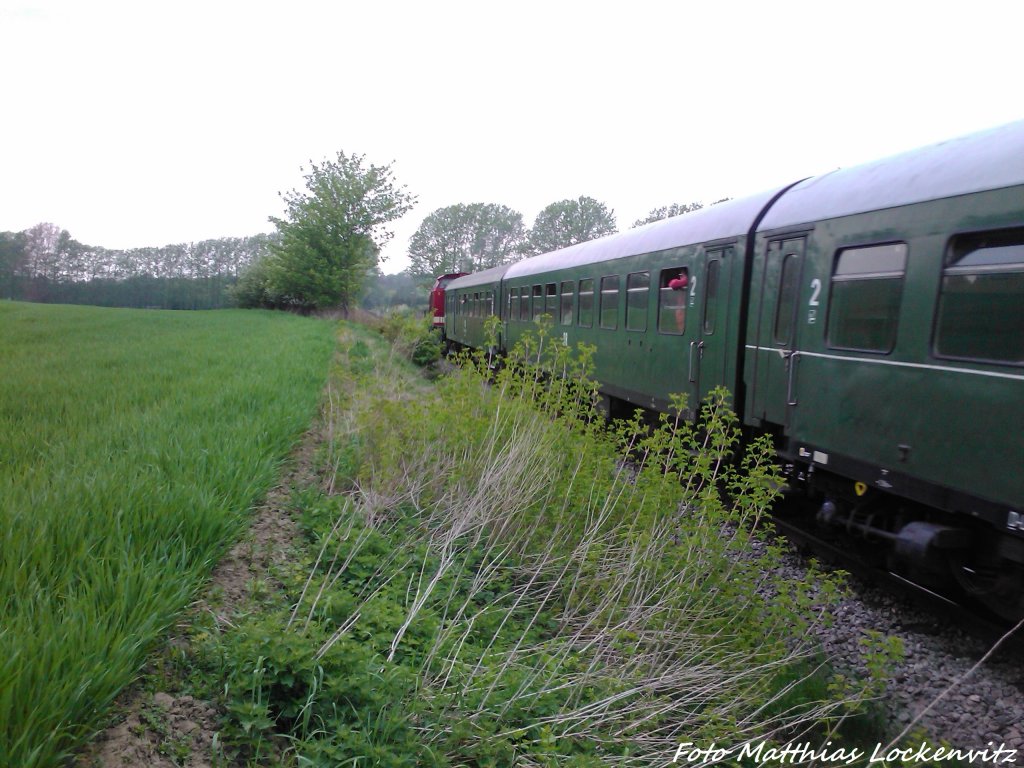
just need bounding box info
[405,197,730,279]
[0,223,273,309]
[236,150,729,314]
[3,147,727,314]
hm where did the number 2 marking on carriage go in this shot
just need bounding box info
[807,278,821,324]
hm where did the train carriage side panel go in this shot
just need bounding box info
[445,265,510,351]
[745,120,1024,530]
[502,190,787,418]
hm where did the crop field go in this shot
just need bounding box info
[0,301,335,767]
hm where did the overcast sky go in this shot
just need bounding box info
[2,1,1022,273]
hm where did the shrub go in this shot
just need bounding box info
[378,310,441,367]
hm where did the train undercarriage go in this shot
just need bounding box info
[779,459,1024,623]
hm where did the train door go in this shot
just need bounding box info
[749,237,806,429]
[690,246,733,405]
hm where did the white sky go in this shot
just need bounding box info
[2,0,1022,274]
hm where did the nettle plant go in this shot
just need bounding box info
[209,321,895,766]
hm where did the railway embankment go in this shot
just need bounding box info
[84,319,952,766]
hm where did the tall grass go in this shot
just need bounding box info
[0,301,334,767]
[203,321,895,766]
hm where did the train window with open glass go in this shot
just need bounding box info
[545,283,558,318]
[827,243,907,353]
[626,272,649,332]
[532,285,544,319]
[560,281,574,325]
[934,228,1024,365]
[600,275,619,329]
[658,267,688,335]
[518,287,529,321]
[578,278,594,327]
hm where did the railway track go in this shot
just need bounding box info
[766,501,1024,750]
[769,502,1018,648]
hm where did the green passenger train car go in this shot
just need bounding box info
[745,123,1024,614]
[445,264,510,352]
[499,188,789,418]
[443,121,1024,617]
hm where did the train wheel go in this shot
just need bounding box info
[951,558,1024,623]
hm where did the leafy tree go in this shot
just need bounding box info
[360,270,427,312]
[267,152,415,313]
[632,198,733,228]
[527,196,617,255]
[407,203,525,277]
[0,230,27,299]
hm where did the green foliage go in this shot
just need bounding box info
[407,202,526,277]
[267,152,416,313]
[378,311,442,367]
[192,319,895,766]
[527,195,617,255]
[360,269,429,313]
[230,253,279,309]
[0,302,334,768]
[0,229,27,299]
[1,223,275,309]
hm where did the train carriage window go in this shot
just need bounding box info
[827,243,907,353]
[703,259,721,334]
[600,275,619,330]
[578,278,594,327]
[658,267,688,335]
[774,254,801,345]
[626,272,649,332]
[934,229,1024,365]
[518,287,529,321]
[545,283,558,318]
[532,285,544,320]
[560,281,574,325]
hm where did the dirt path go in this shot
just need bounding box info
[79,423,324,768]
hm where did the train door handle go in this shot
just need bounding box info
[688,340,704,383]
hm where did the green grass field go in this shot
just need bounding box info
[0,301,335,767]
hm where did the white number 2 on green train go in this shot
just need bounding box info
[807,278,821,324]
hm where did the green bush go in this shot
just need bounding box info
[378,311,441,367]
